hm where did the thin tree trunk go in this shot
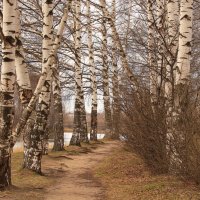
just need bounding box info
[87,0,98,141]
[171,0,193,172]
[0,0,16,188]
[156,0,166,101]
[52,63,65,151]
[165,0,179,169]
[99,0,138,88]
[23,0,54,173]
[100,0,113,137]
[111,0,120,139]
[70,0,88,145]
[14,3,36,169]
[39,0,54,155]
[148,0,157,108]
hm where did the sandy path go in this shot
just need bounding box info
[44,141,118,200]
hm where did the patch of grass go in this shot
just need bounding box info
[12,152,51,188]
[0,152,54,200]
[94,145,200,200]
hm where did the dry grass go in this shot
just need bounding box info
[94,143,200,200]
[0,152,53,200]
[0,141,103,200]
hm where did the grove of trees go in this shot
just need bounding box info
[0,0,200,190]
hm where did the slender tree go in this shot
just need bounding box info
[172,0,194,171]
[23,0,54,172]
[156,0,166,101]
[100,0,113,137]
[9,1,72,174]
[165,0,179,168]
[37,0,54,155]
[148,0,157,108]
[0,0,16,188]
[111,0,120,139]
[70,0,88,145]
[87,0,98,141]
[52,62,65,151]
[99,0,138,87]
[14,2,35,168]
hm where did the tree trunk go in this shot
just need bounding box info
[99,0,138,88]
[9,2,72,174]
[70,0,88,145]
[86,0,98,141]
[171,0,193,172]
[100,0,113,137]
[148,0,157,108]
[23,0,54,173]
[165,0,179,170]
[52,63,65,151]
[156,0,166,102]
[14,3,35,169]
[39,0,54,155]
[111,0,120,139]
[0,0,16,188]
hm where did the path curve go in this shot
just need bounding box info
[44,141,118,200]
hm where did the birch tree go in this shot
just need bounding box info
[111,0,120,138]
[0,0,16,188]
[9,1,72,174]
[14,2,35,168]
[52,62,65,151]
[23,0,54,172]
[171,0,194,171]
[156,0,166,101]
[99,0,139,88]
[148,0,157,107]
[37,0,54,155]
[165,0,179,167]
[100,0,113,137]
[87,0,98,141]
[70,0,88,145]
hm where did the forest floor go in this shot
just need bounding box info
[0,140,118,200]
[95,143,200,200]
[1,140,200,200]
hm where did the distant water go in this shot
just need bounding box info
[13,132,105,152]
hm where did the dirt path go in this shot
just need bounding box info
[43,141,118,200]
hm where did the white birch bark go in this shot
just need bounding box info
[165,0,179,166]
[87,0,98,141]
[175,0,193,85]
[39,0,54,155]
[111,0,120,138]
[165,0,179,101]
[70,0,88,145]
[23,0,54,172]
[156,0,165,96]
[100,0,113,137]
[0,0,16,188]
[99,0,138,88]
[148,0,157,107]
[52,62,65,151]
[171,0,193,172]
[14,2,36,169]
[9,1,72,169]
[15,7,32,104]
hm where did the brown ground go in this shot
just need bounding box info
[95,144,200,200]
[0,141,118,200]
[2,141,200,200]
[44,141,118,200]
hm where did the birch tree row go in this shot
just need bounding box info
[0,0,199,189]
